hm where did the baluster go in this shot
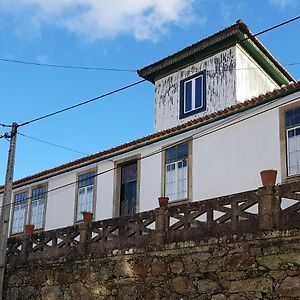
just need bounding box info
[231,199,238,231]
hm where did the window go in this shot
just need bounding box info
[11,191,28,234]
[285,107,300,176]
[180,70,206,119]
[113,155,140,218]
[76,171,95,221]
[164,143,190,201]
[120,161,137,216]
[30,186,47,229]
[11,184,48,235]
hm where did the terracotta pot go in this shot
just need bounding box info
[82,212,93,223]
[260,169,277,187]
[24,224,35,235]
[158,197,169,208]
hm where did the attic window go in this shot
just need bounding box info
[179,70,206,119]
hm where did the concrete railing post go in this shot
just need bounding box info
[258,186,281,230]
[20,235,31,262]
[155,207,167,243]
[79,223,90,255]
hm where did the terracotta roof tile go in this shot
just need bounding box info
[1,80,300,191]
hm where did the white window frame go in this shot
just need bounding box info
[10,184,48,235]
[180,70,206,119]
[75,170,96,222]
[165,158,188,201]
[286,125,300,176]
[183,75,204,113]
[163,142,191,203]
[11,191,28,235]
[29,186,47,230]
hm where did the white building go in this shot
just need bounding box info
[1,20,300,235]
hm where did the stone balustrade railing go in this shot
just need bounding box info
[6,181,300,266]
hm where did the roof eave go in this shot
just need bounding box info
[137,20,295,85]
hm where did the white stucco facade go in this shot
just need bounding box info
[3,91,299,234]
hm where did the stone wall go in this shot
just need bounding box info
[4,229,300,300]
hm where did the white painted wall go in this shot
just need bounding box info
[193,104,281,200]
[45,172,76,231]
[140,144,162,212]
[96,160,114,220]
[235,45,278,103]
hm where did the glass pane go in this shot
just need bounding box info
[195,76,203,109]
[78,171,95,188]
[184,80,192,112]
[12,191,28,234]
[121,162,137,183]
[287,133,300,176]
[166,143,188,164]
[77,186,94,220]
[288,129,295,138]
[166,163,176,201]
[285,107,300,128]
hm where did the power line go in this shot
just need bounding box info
[18,79,146,127]
[0,58,136,73]
[2,16,299,129]
[252,15,300,37]
[1,87,299,211]
[0,15,298,75]
[17,132,89,156]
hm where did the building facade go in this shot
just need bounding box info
[1,20,299,235]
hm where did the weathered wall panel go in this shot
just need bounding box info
[154,47,237,132]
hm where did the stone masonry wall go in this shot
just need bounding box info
[4,229,300,300]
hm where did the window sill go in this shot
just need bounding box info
[283,174,300,183]
[168,198,191,207]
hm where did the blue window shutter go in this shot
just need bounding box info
[195,76,202,109]
[185,81,192,112]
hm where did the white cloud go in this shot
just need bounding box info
[269,0,298,8]
[0,0,197,41]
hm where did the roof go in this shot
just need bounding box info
[137,20,295,85]
[1,80,300,192]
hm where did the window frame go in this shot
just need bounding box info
[10,183,48,235]
[279,101,300,182]
[74,167,97,223]
[179,70,207,119]
[161,140,192,204]
[113,154,141,218]
[28,185,48,231]
[10,189,29,235]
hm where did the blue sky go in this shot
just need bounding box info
[0,0,299,184]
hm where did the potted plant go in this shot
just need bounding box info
[260,169,277,187]
[24,224,35,235]
[81,211,93,223]
[158,196,169,208]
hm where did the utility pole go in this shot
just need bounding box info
[0,123,18,299]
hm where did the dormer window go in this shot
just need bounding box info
[179,70,206,119]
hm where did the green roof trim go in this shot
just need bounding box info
[138,21,294,85]
[238,33,290,86]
